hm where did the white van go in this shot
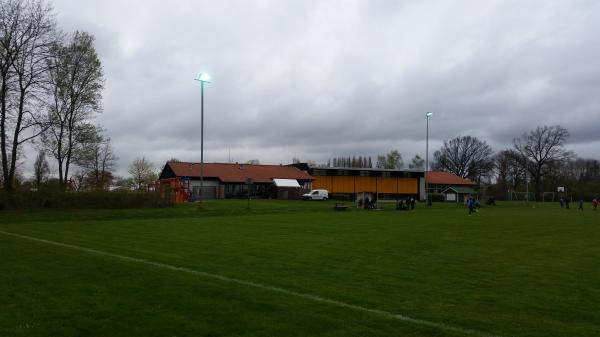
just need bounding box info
[302,189,329,200]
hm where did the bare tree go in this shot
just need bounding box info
[432,135,495,182]
[75,127,117,190]
[494,149,526,191]
[43,30,104,188]
[69,168,86,191]
[513,125,573,197]
[1,0,56,190]
[128,156,157,191]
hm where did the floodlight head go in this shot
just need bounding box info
[195,72,211,83]
[426,112,433,117]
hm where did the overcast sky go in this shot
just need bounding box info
[34,0,600,176]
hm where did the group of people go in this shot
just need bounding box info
[396,197,416,210]
[358,194,598,213]
[560,196,599,211]
[358,196,418,210]
[559,196,571,209]
[357,197,377,209]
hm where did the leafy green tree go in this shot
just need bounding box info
[33,149,50,188]
[408,155,425,170]
[376,150,403,169]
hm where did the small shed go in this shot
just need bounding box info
[443,186,478,203]
[273,178,302,199]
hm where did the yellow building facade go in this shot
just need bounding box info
[312,176,418,194]
[300,166,424,198]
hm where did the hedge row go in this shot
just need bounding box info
[0,189,173,210]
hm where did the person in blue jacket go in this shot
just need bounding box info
[468,196,476,215]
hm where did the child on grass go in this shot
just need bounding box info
[467,196,476,216]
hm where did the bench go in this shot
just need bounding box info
[334,203,348,211]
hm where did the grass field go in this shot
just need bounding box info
[1,200,599,337]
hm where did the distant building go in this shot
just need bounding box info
[158,162,313,202]
[292,163,425,200]
[426,171,478,202]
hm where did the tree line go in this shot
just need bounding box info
[316,125,598,199]
[0,1,158,193]
[0,0,115,192]
[322,152,425,170]
[431,125,592,199]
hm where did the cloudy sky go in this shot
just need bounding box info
[40,0,600,175]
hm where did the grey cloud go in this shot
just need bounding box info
[28,0,600,176]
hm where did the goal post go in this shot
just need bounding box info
[510,191,536,202]
[542,192,556,202]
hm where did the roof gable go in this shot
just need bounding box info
[163,162,313,183]
[443,186,478,194]
[426,171,476,185]
[158,163,177,180]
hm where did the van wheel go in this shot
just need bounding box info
[323,197,327,201]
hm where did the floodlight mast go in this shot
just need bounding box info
[425,112,433,206]
[194,72,211,204]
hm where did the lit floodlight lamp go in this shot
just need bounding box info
[195,71,211,204]
[195,72,211,83]
[425,111,433,206]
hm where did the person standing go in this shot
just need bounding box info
[578,198,584,211]
[468,196,475,215]
[593,198,598,211]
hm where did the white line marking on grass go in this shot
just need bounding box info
[0,230,505,337]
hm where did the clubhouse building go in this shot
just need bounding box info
[158,161,313,202]
[158,161,475,203]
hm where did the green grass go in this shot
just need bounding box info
[1,200,599,337]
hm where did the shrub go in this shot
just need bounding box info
[0,188,173,210]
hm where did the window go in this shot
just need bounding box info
[312,169,326,176]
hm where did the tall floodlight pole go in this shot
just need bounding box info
[425,112,433,206]
[194,72,211,203]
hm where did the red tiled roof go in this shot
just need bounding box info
[426,171,476,185]
[165,162,313,183]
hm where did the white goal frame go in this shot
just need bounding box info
[510,191,536,202]
[542,192,556,202]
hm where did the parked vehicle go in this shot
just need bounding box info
[302,189,329,200]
